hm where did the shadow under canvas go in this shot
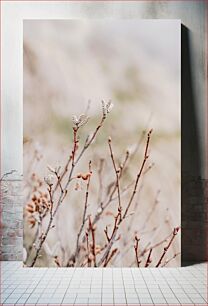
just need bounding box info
[181,24,207,266]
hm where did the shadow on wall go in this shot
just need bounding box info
[181,25,207,265]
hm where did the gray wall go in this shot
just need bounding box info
[1,1,207,263]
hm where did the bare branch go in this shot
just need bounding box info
[108,137,122,212]
[30,182,54,266]
[97,208,121,267]
[161,252,181,267]
[134,235,141,267]
[123,129,153,219]
[74,161,92,261]
[30,104,110,266]
[145,248,152,267]
[155,227,180,267]
[88,215,97,267]
[104,248,118,267]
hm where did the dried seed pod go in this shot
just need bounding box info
[101,100,114,117]
[26,205,35,214]
[44,174,54,186]
[28,216,36,228]
[32,195,37,202]
[72,114,89,128]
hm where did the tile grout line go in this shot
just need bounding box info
[121,269,128,305]
[168,268,201,304]
[155,268,181,305]
[139,269,155,305]
[130,267,141,305]
[60,267,77,305]
[0,262,208,306]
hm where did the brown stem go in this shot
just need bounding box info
[26,225,39,260]
[97,209,121,267]
[75,114,106,165]
[145,248,152,267]
[48,184,53,219]
[123,129,152,219]
[103,248,118,267]
[108,137,122,212]
[119,150,129,178]
[54,171,64,194]
[30,183,54,266]
[140,232,172,258]
[79,151,130,251]
[91,150,130,229]
[86,232,91,267]
[134,235,141,267]
[104,226,111,243]
[155,227,180,267]
[72,127,79,166]
[74,161,92,262]
[125,164,155,242]
[98,131,153,267]
[161,252,181,267]
[52,155,72,196]
[88,216,97,267]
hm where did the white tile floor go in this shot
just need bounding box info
[0,262,207,305]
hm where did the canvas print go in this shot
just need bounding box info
[23,20,181,267]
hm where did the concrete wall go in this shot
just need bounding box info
[0,180,23,260]
[1,1,207,263]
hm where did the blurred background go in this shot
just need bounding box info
[23,20,181,267]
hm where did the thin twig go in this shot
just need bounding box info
[139,232,172,258]
[55,173,64,194]
[26,225,39,260]
[155,227,180,267]
[52,155,72,196]
[124,164,155,244]
[108,137,122,212]
[97,208,121,267]
[30,183,54,266]
[82,150,130,238]
[75,113,106,165]
[86,232,91,267]
[48,184,54,219]
[145,248,152,267]
[119,150,130,178]
[88,216,97,267]
[98,130,153,267]
[103,248,118,267]
[72,127,79,167]
[134,235,141,267]
[123,129,152,219]
[0,170,17,181]
[74,161,92,261]
[161,252,181,267]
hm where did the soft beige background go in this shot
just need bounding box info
[23,19,180,267]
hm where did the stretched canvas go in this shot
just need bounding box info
[23,20,181,267]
